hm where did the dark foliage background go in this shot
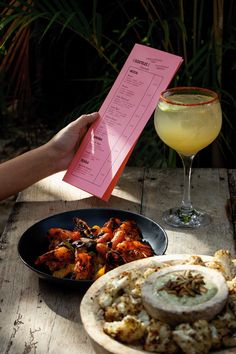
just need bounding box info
[0,0,235,167]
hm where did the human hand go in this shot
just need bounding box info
[45,112,100,172]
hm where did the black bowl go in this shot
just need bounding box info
[18,208,168,289]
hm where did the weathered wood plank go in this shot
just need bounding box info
[228,169,236,228]
[0,167,145,354]
[17,167,145,203]
[0,202,95,354]
[1,167,236,354]
[142,168,236,257]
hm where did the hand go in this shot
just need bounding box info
[0,112,100,200]
[45,112,100,172]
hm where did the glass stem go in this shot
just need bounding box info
[179,153,195,212]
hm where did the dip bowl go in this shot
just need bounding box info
[80,254,236,354]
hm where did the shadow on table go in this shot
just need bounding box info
[38,278,87,323]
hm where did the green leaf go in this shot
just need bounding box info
[40,11,62,40]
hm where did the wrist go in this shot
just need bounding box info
[40,143,58,174]
[42,142,69,174]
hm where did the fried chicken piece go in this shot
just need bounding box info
[107,219,143,250]
[102,217,122,231]
[103,315,146,343]
[118,220,143,241]
[47,228,81,249]
[95,218,123,245]
[96,227,113,243]
[34,245,75,273]
[73,252,93,280]
[173,320,212,354]
[105,240,155,272]
[35,246,74,266]
[115,240,155,262]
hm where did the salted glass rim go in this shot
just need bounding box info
[160,86,219,106]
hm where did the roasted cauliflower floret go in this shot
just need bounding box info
[205,261,226,279]
[137,309,150,326]
[104,293,143,321]
[211,250,236,280]
[208,323,222,349]
[103,305,122,322]
[210,310,236,348]
[103,315,146,343]
[145,319,178,353]
[98,249,236,354]
[124,267,157,298]
[227,277,236,294]
[130,273,147,297]
[173,320,212,354]
[227,294,236,316]
[98,274,130,308]
[184,255,205,266]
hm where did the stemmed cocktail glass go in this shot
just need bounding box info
[154,87,222,228]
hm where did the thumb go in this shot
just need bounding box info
[73,112,100,151]
[72,112,100,131]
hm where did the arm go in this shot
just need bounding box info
[0,112,99,201]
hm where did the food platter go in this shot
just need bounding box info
[80,254,236,354]
[17,208,168,289]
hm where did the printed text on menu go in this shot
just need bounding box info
[63,44,183,199]
[74,67,162,185]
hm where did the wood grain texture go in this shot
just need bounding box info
[16,167,144,204]
[0,167,144,354]
[142,168,236,256]
[1,167,235,354]
[228,169,236,229]
[0,202,95,354]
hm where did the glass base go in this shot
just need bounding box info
[162,207,211,228]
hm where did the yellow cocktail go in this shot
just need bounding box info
[155,94,222,156]
[154,87,222,228]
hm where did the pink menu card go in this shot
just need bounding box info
[63,44,183,200]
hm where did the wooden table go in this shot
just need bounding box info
[0,167,236,354]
